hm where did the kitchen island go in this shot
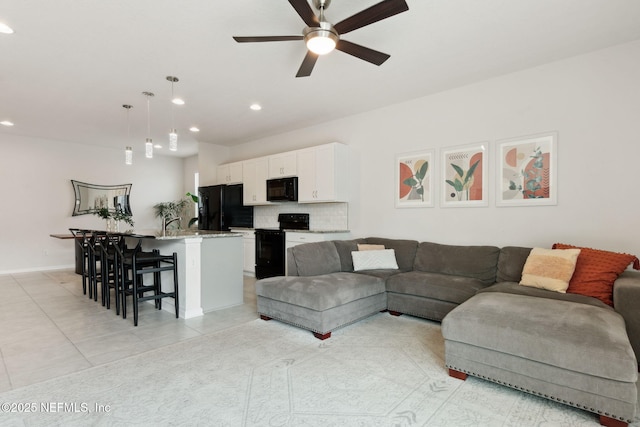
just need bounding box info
[126,229,243,319]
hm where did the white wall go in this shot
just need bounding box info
[227,40,640,256]
[3,40,638,274]
[0,135,186,273]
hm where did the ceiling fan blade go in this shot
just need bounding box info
[288,0,319,27]
[296,51,319,77]
[334,0,409,35]
[233,35,303,43]
[336,39,390,66]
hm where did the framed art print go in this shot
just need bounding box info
[396,150,435,208]
[441,142,488,207]
[496,132,557,207]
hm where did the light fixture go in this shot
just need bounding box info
[123,104,133,165]
[303,2,338,55]
[0,23,14,34]
[0,120,14,127]
[142,91,154,158]
[189,126,200,132]
[249,103,262,111]
[166,76,180,151]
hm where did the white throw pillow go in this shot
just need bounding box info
[352,249,399,271]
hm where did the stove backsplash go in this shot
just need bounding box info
[254,203,348,231]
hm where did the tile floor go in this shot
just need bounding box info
[0,269,258,392]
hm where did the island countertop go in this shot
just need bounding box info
[127,229,242,240]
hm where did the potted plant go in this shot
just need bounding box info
[93,207,134,231]
[153,199,188,230]
[186,192,199,228]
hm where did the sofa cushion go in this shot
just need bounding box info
[478,282,612,310]
[413,242,500,285]
[352,249,399,271]
[496,246,532,282]
[357,244,385,251]
[333,239,366,272]
[519,247,581,293]
[292,241,341,276]
[255,272,386,311]
[386,271,488,305]
[553,243,640,307]
[442,292,638,383]
[363,238,418,271]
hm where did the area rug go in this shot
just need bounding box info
[0,313,632,426]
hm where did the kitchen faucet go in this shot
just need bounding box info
[162,216,181,233]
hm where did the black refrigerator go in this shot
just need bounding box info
[198,184,254,231]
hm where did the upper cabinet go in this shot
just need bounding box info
[243,157,270,205]
[217,161,243,185]
[297,143,348,203]
[268,151,297,178]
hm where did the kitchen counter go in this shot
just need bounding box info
[136,229,241,240]
[230,228,351,234]
[284,229,350,234]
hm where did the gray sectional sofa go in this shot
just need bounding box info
[254,237,640,426]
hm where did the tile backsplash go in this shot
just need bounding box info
[254,203,349,231]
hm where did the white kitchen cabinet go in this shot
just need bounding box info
[217,161,243,185]
[231,228,256,275]
[242,157,270,205]
[297,142,348,203]
[268,151,298,178]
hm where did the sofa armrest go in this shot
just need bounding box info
[614,271,640,363]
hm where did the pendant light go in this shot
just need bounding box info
[166,76,179,151]
[142,91,154,158]
[123,104,133,165]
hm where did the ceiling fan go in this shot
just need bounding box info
[233,0,409,77]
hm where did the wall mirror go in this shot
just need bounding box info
[71,180,132,216]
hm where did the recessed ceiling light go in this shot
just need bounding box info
[0,120,14,126]
[154,144,163,149]
[0,23,14,34]
[189,127,200,132]
[250,103,262,111]
[172,98,185,106]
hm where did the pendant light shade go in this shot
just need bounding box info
[169,129,178,151]
[123,104,133,165]
[142,91,154,158]
[166,76,180,152]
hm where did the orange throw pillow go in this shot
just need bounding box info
[552,243,640,306]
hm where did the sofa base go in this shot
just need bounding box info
[387,292,458,322]
[257,292,387,339]
[447,368,627,427]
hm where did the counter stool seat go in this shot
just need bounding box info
[116,243,179,326]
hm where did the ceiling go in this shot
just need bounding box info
[2,0,640,158]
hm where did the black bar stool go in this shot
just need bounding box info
[114,241,179,326]
[99,233,122,312]
[86,231,107,301]
[69,228,90,295]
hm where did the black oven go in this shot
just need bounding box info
[255,213,309,279]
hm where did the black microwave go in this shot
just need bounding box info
[267,177,298,202]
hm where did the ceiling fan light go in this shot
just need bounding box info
[304,23,338,55]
